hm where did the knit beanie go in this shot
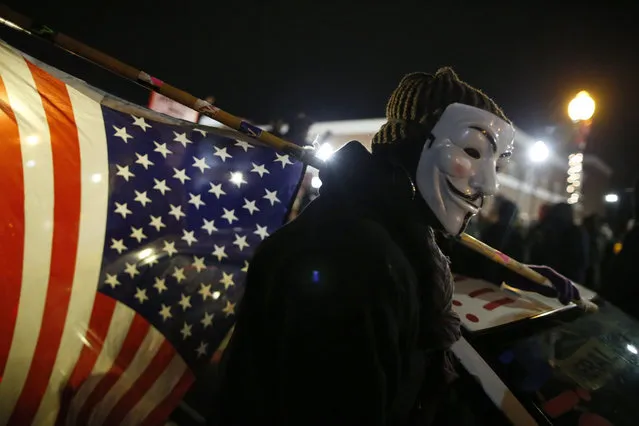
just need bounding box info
[371,67,509,167]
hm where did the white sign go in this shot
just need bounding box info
[148,92,199,122]
[452,276,571,332]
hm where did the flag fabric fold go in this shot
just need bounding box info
[0,40,304,426]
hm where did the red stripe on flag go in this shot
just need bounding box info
[76,314,150,426]
[0,75,24,379]
[105,340,176,425]
[140,370,195,426]
[8,63,82,424]
[55,294,117,426]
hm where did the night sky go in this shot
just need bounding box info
[3,1,638,188]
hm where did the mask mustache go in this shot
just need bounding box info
[446,179,485,204]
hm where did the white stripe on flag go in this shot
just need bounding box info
[0,45,55,425]
[121,355,188,426]
[89,327,165,426]
[66,302,136,426]
[32,85,110,426]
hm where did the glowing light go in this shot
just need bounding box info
[568,91,596,122]
[627,344,638,355]
[528,141,549,163]
[229,172,246,187]
[26,135,39,145]
[566,185,575,193]
[213,291,221,300]
[138,248,153,260]
[311,176,322,189]
[26,160,36,168]
[91,173,102,183]
[613,242,623,254]
[315,143,334,161]
[604,193,619,203]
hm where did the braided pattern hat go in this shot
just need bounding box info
[372,67,509,149]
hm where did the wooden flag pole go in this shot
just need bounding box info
[0,4,596,311]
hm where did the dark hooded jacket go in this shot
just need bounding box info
[216,142,461,426]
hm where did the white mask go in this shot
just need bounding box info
[415,103,515,236]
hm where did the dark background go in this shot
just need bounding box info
[3,0,638,189]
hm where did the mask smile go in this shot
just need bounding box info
[445,178,483,213]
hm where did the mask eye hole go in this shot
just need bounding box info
[464,147,481,159]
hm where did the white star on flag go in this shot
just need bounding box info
[116,164,135,181]
[192,156,211,173]
[130,226,147,243]
[212,245,228,262]
[220,272,235,289]
[233,234,249,251]
[168,204,186,221]
[134,190,152,207]
[250,162,270,177]
[153,178,171,195]
[263,189,281,205]
[254,224,270,240]
[274,153,293,168]
[181,229,198,246]
[192,256,206,273]
[179,294,192,311]
[173,131,192,147]
[131,115,152,131]
[234,140,254,152]
[180,322,193,340]
[114,202,132,219]
[221,208,239,224]
[163,240,178,257]
[188,193,206,209]
[223,301,236,316]
[172,266,186,283]
[208,182,226,199]
[201,218,218,235]
[135,152,154,169]
[134,288,149,304]
[242,198,260,215]
[214,146,232,162]
[201,312,214,328]
[198,283,213,301]
[149,215,166,231]
[154,277,168,294]
[110,238,127,254]
[153,141,172,158]
[113,125,133,143]
[124,262,139,278]
[104,273,120,289]
[159,304,172,321]
[172,168,191,184]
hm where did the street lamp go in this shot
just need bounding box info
[568,91,596,122]
[566,91,596,206]
[528,140,549,163]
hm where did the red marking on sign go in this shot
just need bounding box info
[465,314,479,323]
[452,300,462,306]
[483,297,515,311]
[578,412,612,426]
[576,388,591,401]
[543,390,579,418]
[468,288,495,298]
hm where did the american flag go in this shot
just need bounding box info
[0,41,304,425]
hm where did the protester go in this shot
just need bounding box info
[216,68,579,426]
[528,202,589,283]
[603,178,639,317]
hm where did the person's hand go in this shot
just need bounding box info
[506,265,581,305]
